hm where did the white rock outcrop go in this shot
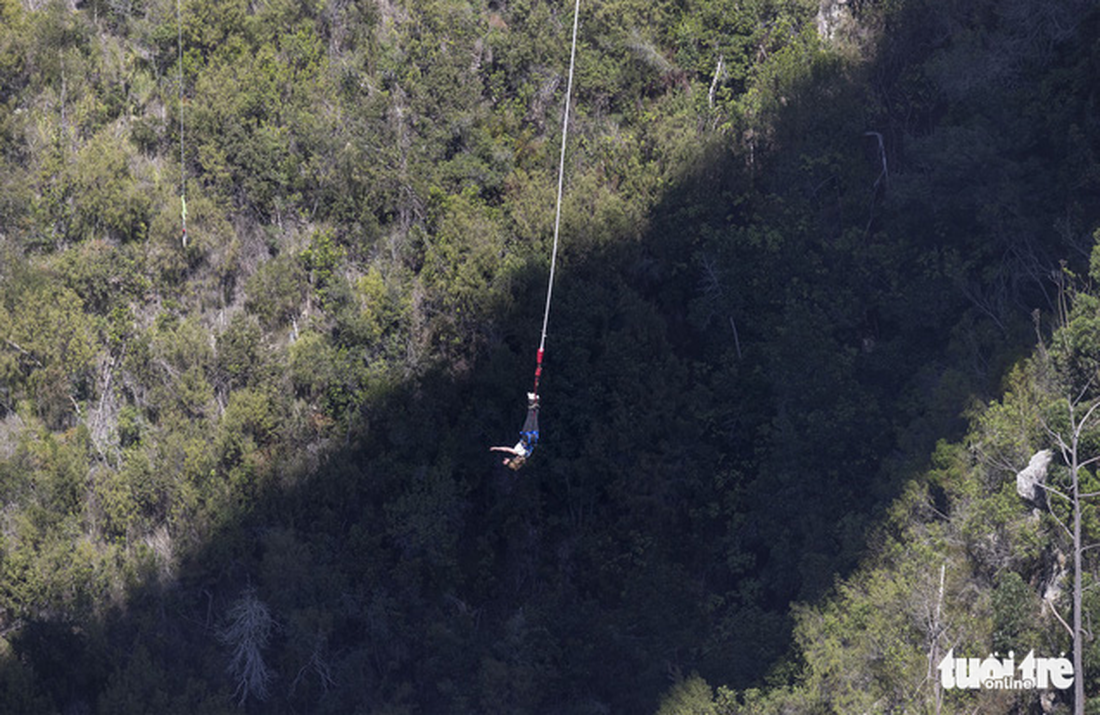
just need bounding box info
[1016,449,1053,502]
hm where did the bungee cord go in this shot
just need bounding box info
[531,0,580,398]
[178,0,187,246]
[492,0,581,470]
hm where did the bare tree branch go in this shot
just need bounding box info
[2,338,43,368]
[708,54,725,109]
[1046,598,1075,639]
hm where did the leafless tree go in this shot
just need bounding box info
[1040,385,1100,715]
[927,562,946,715]
[218,587,276,706]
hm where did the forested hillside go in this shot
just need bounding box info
[0,0,1098,712]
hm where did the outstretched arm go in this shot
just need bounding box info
[490,445,522,456]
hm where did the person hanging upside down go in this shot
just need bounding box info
[490,392,539,470]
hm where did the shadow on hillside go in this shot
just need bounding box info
[5,0,1097,713]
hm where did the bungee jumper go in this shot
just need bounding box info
[488,0,579,471]
[490,392,540,470]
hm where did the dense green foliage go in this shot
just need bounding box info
[1,0,1099,712]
